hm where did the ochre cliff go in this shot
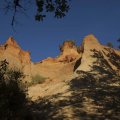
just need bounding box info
[1,35,120,120]
[0,35,120,82]
[0,36,31,66]
[0,37,81,81]
[75,34,120,73]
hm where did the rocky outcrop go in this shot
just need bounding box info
[75,34,101,72]
[0,36,31,65]
[0,37,82,81]
[0,37,31,79]
[1,35,120,120]
[5,36,21,48]
[57,40,80,62]
[0,35,120,81]
[1,35,119,120]
[75,34,120,74]
[41,40,80,63]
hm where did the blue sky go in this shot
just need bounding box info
[0,0,120,62]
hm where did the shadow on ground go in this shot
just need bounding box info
[28,49,120,120]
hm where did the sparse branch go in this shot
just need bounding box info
[11,0,25,26]
[2,0,71,26]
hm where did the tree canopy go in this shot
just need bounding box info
[2,0,71,26]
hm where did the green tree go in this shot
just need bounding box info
[106,42,114,48]
[117,38,120,49]
[2,0,71,26]
[0,60,28,119]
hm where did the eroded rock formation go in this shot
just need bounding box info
[0,36,31,65]
[1,35,120,120]
[0,34,120,81]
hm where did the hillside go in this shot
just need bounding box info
[0,34,120,120]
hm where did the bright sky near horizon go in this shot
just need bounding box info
[0,0,120,62]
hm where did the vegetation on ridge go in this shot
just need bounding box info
[106,42,114,48]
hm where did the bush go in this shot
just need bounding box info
[28,74,46,86]
[0,60,28,120]
[106,42,114,48]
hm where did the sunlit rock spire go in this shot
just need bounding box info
[5,36,21,48]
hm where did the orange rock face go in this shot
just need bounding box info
[5,36,21,48]
[0,35,120,82]
[19,50,31,64]
[0,36,31,68]
[57,41,80,63]
[42,41,81,64]
[41,57,58,63]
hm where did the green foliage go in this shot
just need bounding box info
[117,38,120,49]
[2,0,70,26]
[106,42,114,48]
[28,75,46,87]
[0,60,28,119]
[35,0,70,21]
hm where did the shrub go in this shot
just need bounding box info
[28,74,46,86]
[0,60,28,120]
[106,42,114,48]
